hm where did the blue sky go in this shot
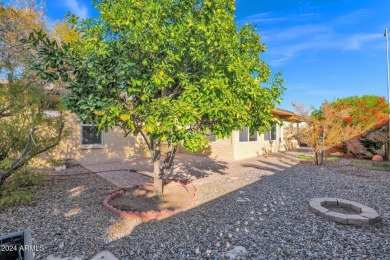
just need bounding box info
[39,0,390,111]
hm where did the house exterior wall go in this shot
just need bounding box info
[178,123,299,161]
[232,124,294,160]
[41,113,149,164]
[178,136,234,160]
[42,113,299,164]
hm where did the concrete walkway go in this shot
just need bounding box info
[82,148,311,187]
[82,161,152,187]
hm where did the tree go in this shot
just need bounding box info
[294,101,349,164]
[332,95,389,158]
[294,95,389,164]
[0,1,66,186]
[29,0,285,195]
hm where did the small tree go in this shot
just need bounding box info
[294,96,389,164]
[294,101,349,164]
[29,0,285,195]
[0,1,66,186]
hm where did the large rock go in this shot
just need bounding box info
[372,155,383,162]
[224,246,248,259]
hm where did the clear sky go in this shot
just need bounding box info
[34,0,390,111]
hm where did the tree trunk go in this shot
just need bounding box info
[153,151,163,196]
[319,151,323,165]
[143,137,179,196]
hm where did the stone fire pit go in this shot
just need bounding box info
[309,198,381,226]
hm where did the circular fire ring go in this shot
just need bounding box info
[309,198,381,226]
[103,180,198,219]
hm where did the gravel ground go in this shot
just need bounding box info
[0,157,389,259]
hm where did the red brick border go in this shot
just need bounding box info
[103,180,198,219]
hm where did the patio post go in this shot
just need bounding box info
[385,28,390,160]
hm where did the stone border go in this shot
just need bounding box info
[103,180,198,219]
[309,198,381,226]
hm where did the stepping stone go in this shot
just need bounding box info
[46,255,82,260]
[91,251,119,260]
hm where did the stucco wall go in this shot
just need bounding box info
[42,113,299,164]
[40,113,149,164]
[178,136,234,160]
[178,124,299,161]
[232,124,298,160]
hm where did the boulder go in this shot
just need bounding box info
[372,155,383,162]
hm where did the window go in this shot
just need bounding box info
[81,123,103,146]
[207,133,216,143]
[264,124,277,141]
[239,126,257,142]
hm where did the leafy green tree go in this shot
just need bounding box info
[0,1,65,186]
[29,0,284,195]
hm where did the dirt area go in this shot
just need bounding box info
[109,182,195,212]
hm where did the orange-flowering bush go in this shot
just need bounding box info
[294,95,389,164]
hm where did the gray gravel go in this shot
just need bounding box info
[1,159,389,259]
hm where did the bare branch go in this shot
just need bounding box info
[0,120,65,185]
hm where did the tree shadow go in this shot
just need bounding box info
[104,163,390,259]
[240,160,291,172]
[165,154,229,181]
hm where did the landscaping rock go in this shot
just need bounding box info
[372,155,383,162]
[224,246,248,259]
[0,150,389,259]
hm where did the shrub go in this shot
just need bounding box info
[49,158,64,167]
[0,168,47,208]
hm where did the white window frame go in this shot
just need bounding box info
[264,124,277,141]
[238,126,258,143]
[80,123,104,147]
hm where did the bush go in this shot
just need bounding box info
[0,168,47,208]
[49,158,64,167]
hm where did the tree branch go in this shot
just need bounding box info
[139,129,151,151]
[0,120,65,186]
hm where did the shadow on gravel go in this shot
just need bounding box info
[106,162,390,259]
[165,155,229,181]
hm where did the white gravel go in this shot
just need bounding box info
[0,159,389,259]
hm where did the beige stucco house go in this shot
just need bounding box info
[46,108,302,164]
[179,108,303,160]
[46,113,149,164]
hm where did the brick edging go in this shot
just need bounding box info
[309,198,381,226]
[103,179,198,219]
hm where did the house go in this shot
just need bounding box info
[178,108,304,160]
[1,77,303,164]
[46,108,303,164]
